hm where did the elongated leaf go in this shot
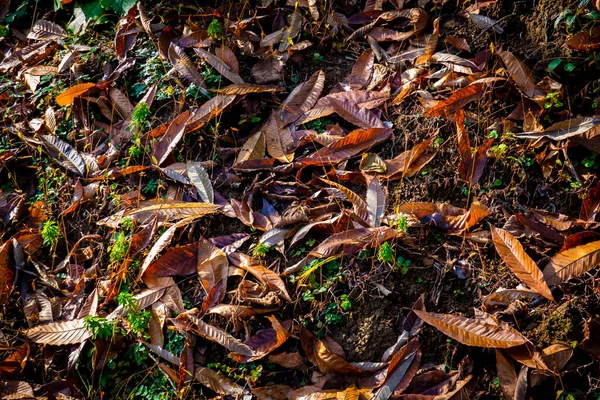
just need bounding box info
[214,45,239,73]
[25,319,90,345]
[374,338,421,400]
[297,90,388,125]
[186,94,237,133]
[424,83,485,118]
[0,241,14,305]
[469,13,504,34]
[495,350,517,399]
[347,49,374,88]
[194,367,246,395]
[108,87,133,120]
[176,313,255,356]
[124,202,220,225]
[413,310,528,348]
[168,43,206,89]
[491,227,554,301]
[55,83,96,106]
[235,130,265,165]
[40,135,86,176]
[153,111,192,166]
[280,70,325,126]
[187,162,214,203]
[194,48,244,84]
[299,128,391,166]
[107,286,167,319]
[264,112,294,163]
[27,20,67,40]
[498,51,545,100]
[543,240,600,285]
[515,117,600,141]
[328,97,385,129]
[213,83,282,95]
[319,178,369,223]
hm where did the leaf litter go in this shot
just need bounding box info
[1,0,600,399]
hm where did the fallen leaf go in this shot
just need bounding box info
[413,310,528,348]
[543,240,600,286]
[491,227,554,301]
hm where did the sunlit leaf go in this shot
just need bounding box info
[414,310,529,348]
[55,83,96,106]
[491,227,554,301]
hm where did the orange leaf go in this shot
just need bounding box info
[55,83,96,106]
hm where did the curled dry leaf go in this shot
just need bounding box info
[153,111,192,166]
[300,327,369,375]
[231,316,289,362]
[413,310,528,348]
[491,227,554,301]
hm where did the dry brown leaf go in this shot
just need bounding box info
[414,310,528,348]
[543,240,600,286]
[300,327,369,375]
[280,70,325,126]
[299,127,391,166]
[491,227,554,301]
[24,319,90,346]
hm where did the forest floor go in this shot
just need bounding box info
[1,0,600,399]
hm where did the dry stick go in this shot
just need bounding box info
[562,146,582,184]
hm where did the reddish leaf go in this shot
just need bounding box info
[498,51,545,100]
[424,83,486,118]
[299,127,392,166]
[231,316,289,362]
[581,181,600,221]
[280,70,325,126]
[565,26,600,52]
[300,327,369,375]
[153,111,192,166]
